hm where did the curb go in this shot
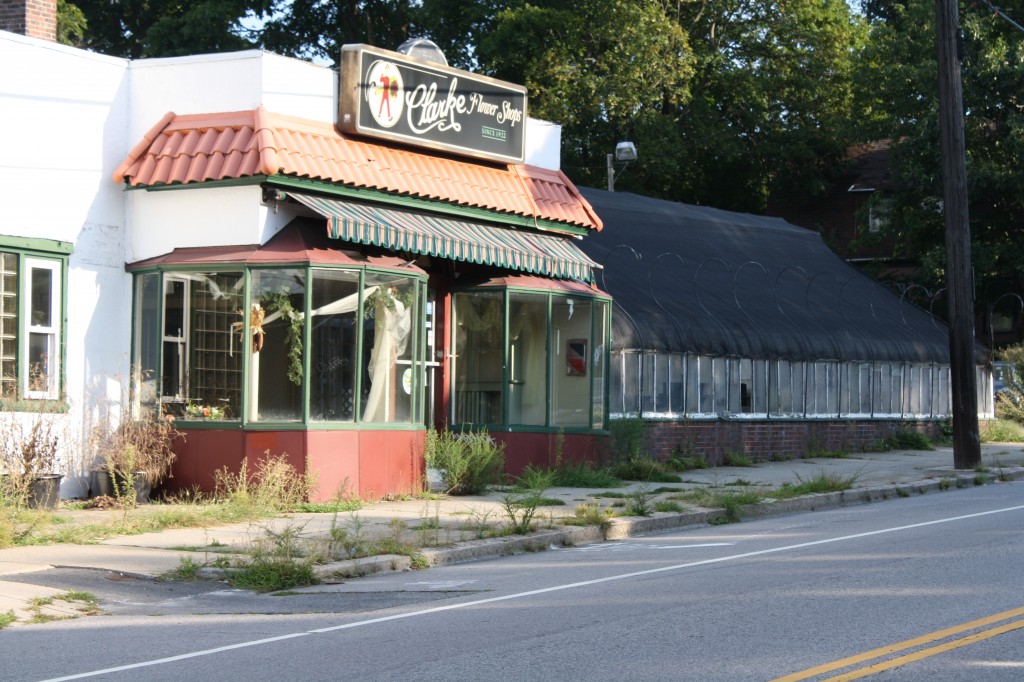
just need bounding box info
[330,466,1024,577]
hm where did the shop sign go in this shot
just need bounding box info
[338,44,527,164]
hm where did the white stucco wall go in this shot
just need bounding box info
[1,31,134,494]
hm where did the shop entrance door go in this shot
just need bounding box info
[423,290,439,427]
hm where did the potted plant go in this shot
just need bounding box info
[0,413,64,509]
[93,418,181,505]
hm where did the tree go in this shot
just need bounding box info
[669,0,866,211]
[471,0,694,193]
[57,0,87,46]
[851,1,1024,317]
[74,0,271,58]
[259,0,414,66]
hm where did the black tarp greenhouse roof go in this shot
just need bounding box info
[577,188,981,365]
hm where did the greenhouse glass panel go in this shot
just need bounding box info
[251,269,306,422]
[685,354,700,413]
[592,300,608,428]
[453,291,504,424]
[309,269,360,422]
[552,297,592,427]
[509,292,547,426]
[669,354,685,414]
[641,353,655,415]
[713,357,729,414]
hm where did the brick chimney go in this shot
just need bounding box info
[0,0,57,42]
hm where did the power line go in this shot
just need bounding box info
[981,1,1024,33]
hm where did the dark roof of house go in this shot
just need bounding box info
[578,188,974,364]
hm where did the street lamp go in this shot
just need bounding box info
[607,141,637,192]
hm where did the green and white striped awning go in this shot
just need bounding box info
[289,193,599,282]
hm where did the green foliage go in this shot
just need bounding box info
[74,0,270,58]
[57,0,87,46]
[851,3,1024,301]
[722,452,756,467]
[654,500,684,513]
[568,502,613,531]
[609,417,645,462]
[0,610,16,629]
[982,419,1024,443]
[229,524,318,592]
[611,455,679,483]
[882,430,934,452]
[771,470,860,500]
[425,427,506,495]
[500,491,543,535]
[514,465,557,492]
[625,486,654,516]
[258,291,304,386]
[552,461,621,488]
[996,346,1024,427]
[214,453,315,515]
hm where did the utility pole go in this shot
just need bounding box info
[935,0,981,469]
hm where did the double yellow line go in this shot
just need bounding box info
[773,605,1024,681]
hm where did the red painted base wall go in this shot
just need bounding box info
[166,428,426,502]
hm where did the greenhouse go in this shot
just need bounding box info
[576,188,992,459]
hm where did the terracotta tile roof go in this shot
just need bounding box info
[113,107,602,231]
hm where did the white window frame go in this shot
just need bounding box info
[23,258,61,400]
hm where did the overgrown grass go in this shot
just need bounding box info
[722,452,756,467]
[981,419,1024,443]
[553,461,622,488]
[870,430,935,452]
[771,470,860,500]
[611,455,680,483]
[0,610,16,629]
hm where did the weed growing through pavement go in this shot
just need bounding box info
[770,470,861,500]
[626,485,654,516]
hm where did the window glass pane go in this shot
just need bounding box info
[609,351,624,415]
[310,269,360,422]
[179,272,244,420]
[453,291,504,424]
[251,269,305,422]
[30,267,53,327]
[622,352,640,415]
[552,297,591,427]
[592,300,608,428]
[669,354,684,415]
[162,277,187,400]
[28,331,52,394]
[713,357,728,414]
[25,260,59,398]
[509,292,547,426]
[0,252,17,398]
[685,354,699,413]
[361,273,417,423]
[698,356,713,413]
[641,353,655,415]
[133,273,160,416]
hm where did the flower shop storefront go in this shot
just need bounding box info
[114,45,609,500]
[127,213,609,501]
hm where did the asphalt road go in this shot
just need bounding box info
[3,482,1024,681]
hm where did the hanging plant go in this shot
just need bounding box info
[363,285,414,320]
[259,292,304,386]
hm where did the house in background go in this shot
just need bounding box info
[1,5,610,500]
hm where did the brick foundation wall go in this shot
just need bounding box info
[638,419,943,464]
[0,0,57,41]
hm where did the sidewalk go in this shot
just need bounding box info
[3,444,1024,625]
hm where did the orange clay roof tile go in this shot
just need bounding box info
[114,107,601,231]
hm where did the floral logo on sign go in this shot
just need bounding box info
[366,60,403,128]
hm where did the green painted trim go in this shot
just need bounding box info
[0,235,74,255]
[132,177,266,192]
[0,399,69,414]
[447,422,608,436]
[268,176,591,237]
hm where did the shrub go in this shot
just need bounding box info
[612,455,679,483]
[425,426,505,495]
[981,419,1024,443]
[553,461,621,488]
[882,430,934,451]
[609,417,645,462]
[996,345,1024,426]
[214,452,314,514]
